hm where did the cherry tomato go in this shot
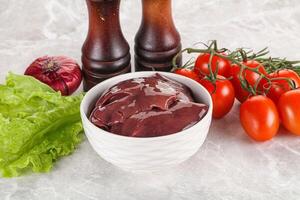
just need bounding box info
[199,76,235,119]
[278,89,300,135]
[231,60,267,103]
[240,95,279,141]
[266,69,300,104]
[174,68,200,81]
[194,53,231,78]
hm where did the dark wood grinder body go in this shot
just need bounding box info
[82,0,131,91]
[135,0,182,72]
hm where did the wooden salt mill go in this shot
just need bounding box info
[135,0,182,71]
[82,0,131,91]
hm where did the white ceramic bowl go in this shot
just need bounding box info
[80,72,212,172]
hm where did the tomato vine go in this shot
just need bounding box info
[172,40,298,96]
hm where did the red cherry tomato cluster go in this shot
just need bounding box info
[231,62,300,141]
[175,53,235,119]
[173,44,300,142]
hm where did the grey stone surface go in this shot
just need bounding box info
[1,0,300,199]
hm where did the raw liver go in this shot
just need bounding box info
[90,73,208,137]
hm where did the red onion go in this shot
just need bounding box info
[25,56,82,96]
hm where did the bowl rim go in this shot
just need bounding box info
[80,71,213,141]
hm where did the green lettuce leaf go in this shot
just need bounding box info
[0,73,83,177]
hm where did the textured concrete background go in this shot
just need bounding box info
[1,0,300,199]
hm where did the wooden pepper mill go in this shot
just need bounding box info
[135,0,182,71]
[82,0,131,91]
